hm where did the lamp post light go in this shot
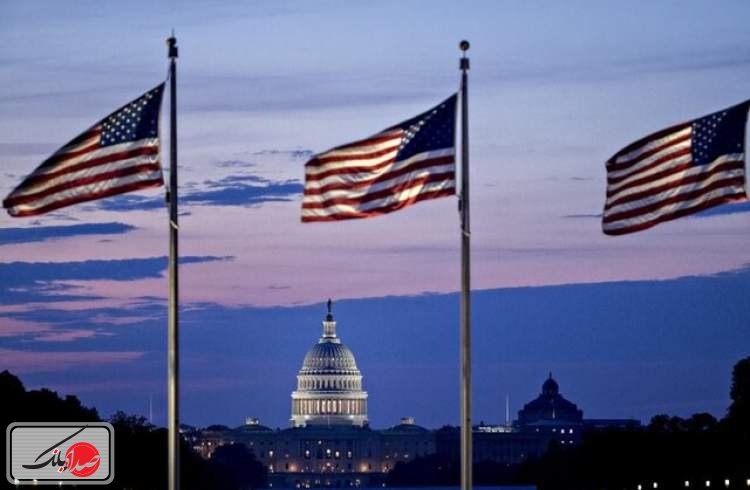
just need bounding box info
[706,481,711,488]
[685,481,690,488]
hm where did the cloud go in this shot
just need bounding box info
[691,201,750,218]
[94,193,166,212]
[0,317,55,337]
[479,45,750,90]
[0,142,59,156]
[3,265,750,427]
[0,256,232,305]
[33,329,103,342]
[0,298,167,347]
[563,213,602,219]
[0,348,144,374]
[215,159,257,169]
[182,73,435,114]
[95,174,303,210]
[40,213,80,222]
[0,222,136,245]
[626,47,750,76]
[250,149,314,160]
[180,175,302,207]
[88,313,159,325]
[0,317,109,343]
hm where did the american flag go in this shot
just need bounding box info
[3,84,165,217]
[603,100,750,235]
[301,94,457,222]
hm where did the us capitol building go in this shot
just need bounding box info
[290,300,369,429]
[194,301,638,487]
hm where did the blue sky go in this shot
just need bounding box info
[1,1,749,428]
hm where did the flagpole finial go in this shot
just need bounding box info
[459,40,470,71]
[167,35,178,59]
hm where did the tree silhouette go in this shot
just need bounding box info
[210,442,267,489]
[725,356,750,440]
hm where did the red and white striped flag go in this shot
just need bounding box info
[302,95,457,222]
[3,84,165,217]
[603,100,750,235]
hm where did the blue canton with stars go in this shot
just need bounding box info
[100,84,164,147]
[691,100,750,166]
[388,94,457,161]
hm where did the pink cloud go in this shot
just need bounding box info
[33,329,105,342]
[88,313,158,325]
[0,317,52,337]
[0,348,145,374]
[0,317,110,342]
[48,378,163,394]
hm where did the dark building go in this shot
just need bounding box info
[516,373,584,447]
[438,373,587,466]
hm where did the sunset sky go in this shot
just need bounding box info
[1,0,749,429]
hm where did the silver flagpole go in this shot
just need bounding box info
[166,34,180,490]
[459,40,472,490]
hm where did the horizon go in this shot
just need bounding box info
[1,1,749,431]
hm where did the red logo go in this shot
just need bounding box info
[65,442,101,477]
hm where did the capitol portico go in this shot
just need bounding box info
[291,300,368,428]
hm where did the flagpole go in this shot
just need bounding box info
[166,34,180,490]
[458,39,472,490]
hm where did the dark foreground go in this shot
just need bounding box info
[1,356,748,489]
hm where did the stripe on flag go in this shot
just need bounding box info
[3,84,165,217]
[603,100,750,235]
[302,95,457,222]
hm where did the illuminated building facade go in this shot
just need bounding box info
[194,303,639,487]
[291,300,368,428]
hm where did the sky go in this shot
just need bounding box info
[1,0,750,429]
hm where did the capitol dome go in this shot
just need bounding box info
[301,342,358,372]
[291,300,368,427]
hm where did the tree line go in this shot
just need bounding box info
[0,370,266,489]
[387,356,750,489]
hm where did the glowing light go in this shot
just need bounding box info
[724,480,730,488]
[685,482,690,488]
